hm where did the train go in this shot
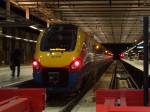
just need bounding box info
[32,24,113,92]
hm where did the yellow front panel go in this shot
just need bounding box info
[35,51,80,67]
[34,29,85,68]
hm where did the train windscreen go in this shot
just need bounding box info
[40,24,77,51]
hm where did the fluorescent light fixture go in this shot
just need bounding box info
[137,46,144,49]
[126,46,136,53]
[5,35,13,38]
[15,37,21,40]
[4,34,36,43]
[125,41,144,53]
[29,40,36,42]
[29,25,38,30]
[23,39,28,41]
[39,29,43,32]
[137,41,144,45]
[28,40,33,42]
[29,25,44,32]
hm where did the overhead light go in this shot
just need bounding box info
[29,25,44,32]
[125,46,136,53]
[137,46,144,49]
[5,35,13,38]
[15,37,21,40]
[51,19,54,21]
[29,40,33,42]
[137,41,144,45]
[29,25,38,30]
[134,40,137,42]
[3,34,36,43]
[23,39,28,42]
[95,45,99,49]
[39,29,43,32]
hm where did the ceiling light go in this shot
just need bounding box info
[29,25,38,30]
[15,37,21,40]
[96,45,99,49]
[29,25,43,32]
[137,41,144,45]
[39,29,43,32]
[23,39,28,42]
[5,35,13,38]
[137,46,144,49]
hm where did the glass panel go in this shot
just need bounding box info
[41,24,77,51]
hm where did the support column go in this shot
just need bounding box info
[143,16,149,106]
[6,0,10,20]
[0,27,2,65]
[26,8,30,19]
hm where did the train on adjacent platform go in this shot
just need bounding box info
[32,24,113,92]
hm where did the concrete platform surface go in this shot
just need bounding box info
[0,65,32,87]
[71,62,116,112]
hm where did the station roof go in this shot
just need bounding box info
[2,0,150,44]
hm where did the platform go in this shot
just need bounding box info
[122,59,150,75]
[71,61,116,112]
[0,65,32,87]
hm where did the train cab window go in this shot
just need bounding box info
[40,25,77,51]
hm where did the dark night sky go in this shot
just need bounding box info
[103,43,133,59]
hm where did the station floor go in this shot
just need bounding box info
[0,65,32,87]
[122,59,150,75]
[0,60,146,111]
[0,59,144,88]
[71,61,116,112]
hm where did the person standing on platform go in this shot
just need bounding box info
[10,48,22,78]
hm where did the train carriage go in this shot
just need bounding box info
[32,24,111,92]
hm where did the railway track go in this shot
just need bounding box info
[109,60,139,89]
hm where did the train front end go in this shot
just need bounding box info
[33,24,85,92]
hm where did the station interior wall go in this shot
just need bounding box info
[0,27,39,66]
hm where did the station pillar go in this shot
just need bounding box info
[143,16,149,106]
